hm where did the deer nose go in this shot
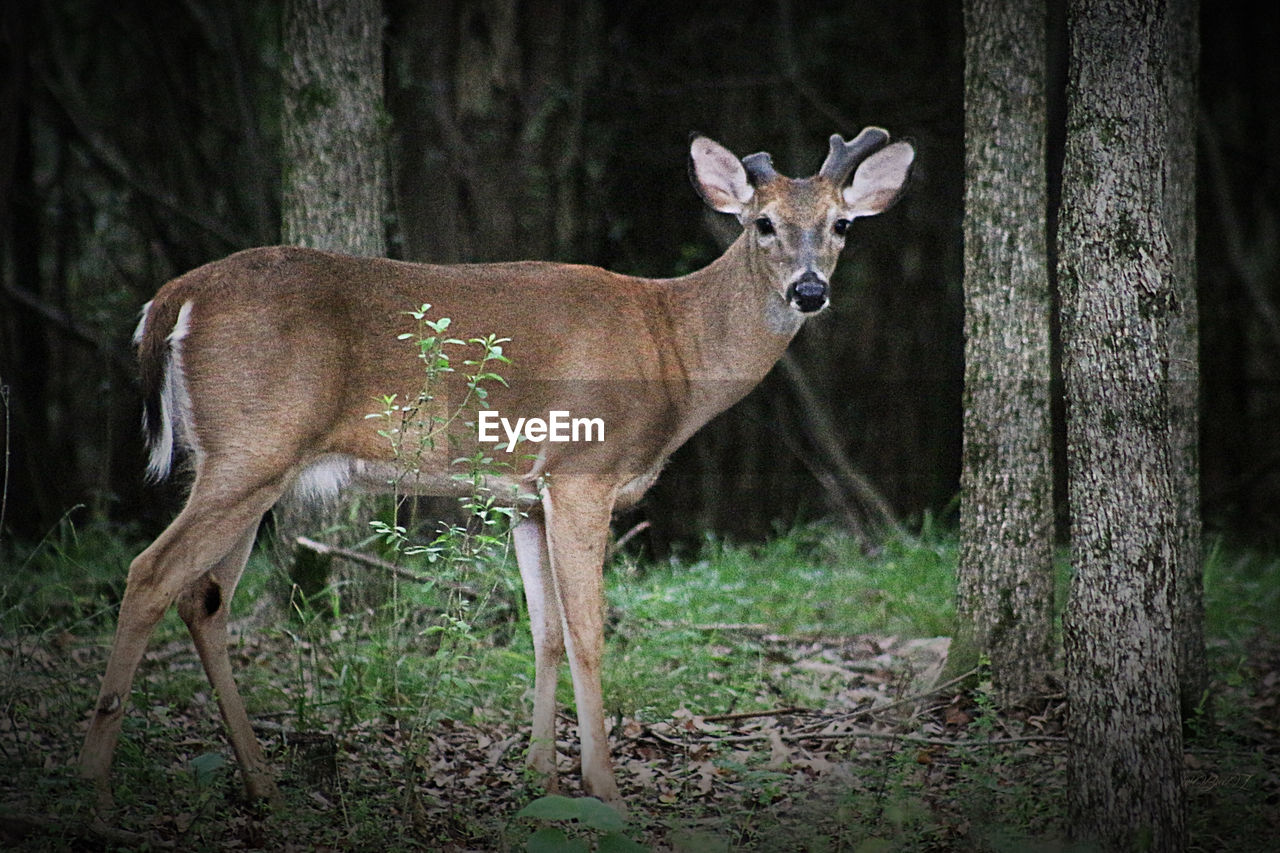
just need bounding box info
[787,271,829,314]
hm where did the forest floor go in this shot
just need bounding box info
[1,526,1278,850]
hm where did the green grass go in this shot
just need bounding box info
[0,513,133,634]
[1203,536,1280,641]
[603,527,956,721]
[613,528,957,637]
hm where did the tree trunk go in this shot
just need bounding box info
[277,0,388,607]
[1164,0,1208,726]
[955,0,1055,707]
[281,0,387,256]
[1059,0,1186,848]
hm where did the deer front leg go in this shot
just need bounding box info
[513,515,564,791]
[541,477,624,814]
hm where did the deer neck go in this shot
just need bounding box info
[666,232,806,383]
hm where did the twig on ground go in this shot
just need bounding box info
[818,667,981,728]
[715,730,1067,748]
[606,520,651,559]
[702,706,811,724]
[0,811,172,849]
[294,535,481,598]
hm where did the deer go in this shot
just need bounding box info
[80,128,914,816]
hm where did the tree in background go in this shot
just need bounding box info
[385,0,605,266]
[0,1,279,539]
[1058,0,1186,846]
[282,0,386,257]
[276,0,388,604]
[955,0,1055,706]
[1165,0,1208,725]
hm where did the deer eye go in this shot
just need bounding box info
[754,216,776,236]
[833,218,852,237]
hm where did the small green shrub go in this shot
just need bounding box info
[513,795,648,852]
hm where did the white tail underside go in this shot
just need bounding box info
[143,299,196,481]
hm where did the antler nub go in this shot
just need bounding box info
[818,127,891,184]
[742,151,779,186]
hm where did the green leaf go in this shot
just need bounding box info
[598,831,649,853]
[525,827,589,853]
[852,839,895,853]
[576,797,626,832]
[189,752,227,786]
[670,831,730,853]
[516,794,586,822]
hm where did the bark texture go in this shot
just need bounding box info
[1164,0,1208,724]
[956,0,1055,706]
[1059,0,1187,848]
[278,0,388,605]
[281,0,387,256]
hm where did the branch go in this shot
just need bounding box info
[821,667,981,727]
[1,282,137,382]
[293,535,482,599]
[701,706,811,724]
[605,519,650,560]
[674,622,775,635]
[38,52,249,248]
[717,729,1066,748]
[778,352,905,539]
[0,811,171,849]
[1200,118,1280,354]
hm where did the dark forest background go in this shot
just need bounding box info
[1,0,1277,552]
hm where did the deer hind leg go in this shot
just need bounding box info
[175,521,280,804]
[80,473,285,812]
[540,476,623,812]
[514,515,564,790]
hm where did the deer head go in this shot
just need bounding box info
[689,128,915,314]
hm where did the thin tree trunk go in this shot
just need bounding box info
[955,0,1055,707]
[1059,0,1186,848]
[281,0,387,256]
[1165,0,1208,726]
[277,0,388,607]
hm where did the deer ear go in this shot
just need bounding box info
[689,134,754,215]
[842,141,915,218]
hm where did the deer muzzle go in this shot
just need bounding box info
[787,271,830,314]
